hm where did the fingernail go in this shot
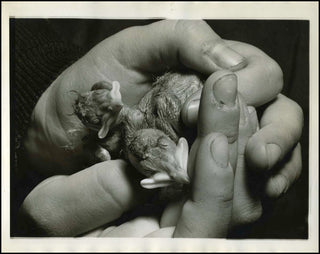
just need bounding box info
[186,99,200,124]
[211,135,228,168]
[266,144,282,169]
[265,174,289,198]
[211,44,247,71]
[212,74,237,106]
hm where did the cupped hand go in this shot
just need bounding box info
[181,84,303,227]
[24,20,282,174]
[20,20,283,237]
[87,70,239,238]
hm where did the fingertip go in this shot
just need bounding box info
[197,70,239,138]
[212,74,237,107]
[181,90,201,127]
[246,132,283,173]
[265,174,289,199]
[172,20,247,74]
[204,70,236,90]
[265,143,302,199]
[246,138,268,172]
[202,40,247,72]
[182,70,239,128]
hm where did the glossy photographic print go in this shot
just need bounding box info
[2,2,318,253]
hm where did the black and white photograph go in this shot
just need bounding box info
[2,2,318,252]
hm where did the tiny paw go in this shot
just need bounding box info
[95,146,111,161]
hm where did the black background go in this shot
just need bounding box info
[11,19,309,238]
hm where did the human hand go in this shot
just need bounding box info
[181,80,303,227]
[20,20,283,237]
[78,75,303,238]
[24,20,282,175]
[84,70,239,238]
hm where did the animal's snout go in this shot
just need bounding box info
[113,103,123,112]
[108,103,123,113]
[170,170,190,185]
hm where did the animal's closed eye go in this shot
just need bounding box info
[158,143,168,149]
[158,137,170,148]
[100,103,111,111]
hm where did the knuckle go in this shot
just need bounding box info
[175,19,208,33]
[174,20,217,46]
[199,39,223,56]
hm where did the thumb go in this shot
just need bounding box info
[18,160,150,236]
[104,20,247,75]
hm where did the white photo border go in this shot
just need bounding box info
[2,1,319,252]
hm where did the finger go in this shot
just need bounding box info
[232,97,262,226]
[18,160,151,236]
[160,197,187,228]
[197,70,239,139]
[99,20,247,75]
[174,133,234,238]
[181,88,202,128]
[182,71,240,139]
[247,106,259,132]
[186,70,240,180]
[246,94,304,172]
[180,39,283,126]
[99,215,160,237]
[226,40,283,106]
[81,226,106,237]
[265,143,302,198]
[237,96,258,155]
[194,70,240,173]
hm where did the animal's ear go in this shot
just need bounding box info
[174,137,189,174]
[140,172,174,189]
[98,114,114,139]
[110,81,122,102]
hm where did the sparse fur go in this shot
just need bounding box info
[73,72,204,182]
